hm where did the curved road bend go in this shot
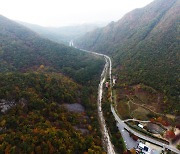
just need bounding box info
[103,50,179,154]
[72,44,179,154]
[91,47,179,154]
[111,104,180,154]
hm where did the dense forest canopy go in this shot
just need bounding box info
[75,0,180,114]
[0,15,104,84]
[0,72,105,153]
[0,15,106,153]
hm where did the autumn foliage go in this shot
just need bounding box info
[165,130,175,139]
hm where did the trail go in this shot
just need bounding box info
[127,95,164,116]
[123,119,150,123]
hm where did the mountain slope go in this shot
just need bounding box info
[76,0,179,54]
[0,15,106,153]
[0,15,104,84]
[76,0,180,114]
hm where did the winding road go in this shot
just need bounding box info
[111,105,180,154]
[79,48,116,154]
[105,55,179,154]
[72,43,179,154]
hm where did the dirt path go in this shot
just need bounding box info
[123,119,150,123]
[127,95,164,116]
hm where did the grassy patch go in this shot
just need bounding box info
[132,107,150,120]
[117,100,131,120]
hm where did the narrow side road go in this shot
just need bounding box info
[111,105,180,154]
[74,46,116,154]
[72,44,180,154]
[97,55,116,154]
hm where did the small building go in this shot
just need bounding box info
[136,142,162,154]
[145,142,162,154]
[138,124,144,129]
[137,142,151,154]
[105,82,109,88]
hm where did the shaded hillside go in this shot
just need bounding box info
[0,15,106,153]
[0,15,104,84]
[76,0,180,114]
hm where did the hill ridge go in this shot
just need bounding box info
[75,0,180,114]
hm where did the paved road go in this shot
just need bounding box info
[97,55,115,154]
[74,46,115,154]
[79,48,138,152]
[72,43,179,154]
[116,122,138,150]
[111,105,180,154]
[101,48,179,154]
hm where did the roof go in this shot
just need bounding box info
[138,142,151,154]
[138,124,144,128]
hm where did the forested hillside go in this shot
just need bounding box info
[75,0,180,114]
[0,15,104,84]
[0,15,106,153]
